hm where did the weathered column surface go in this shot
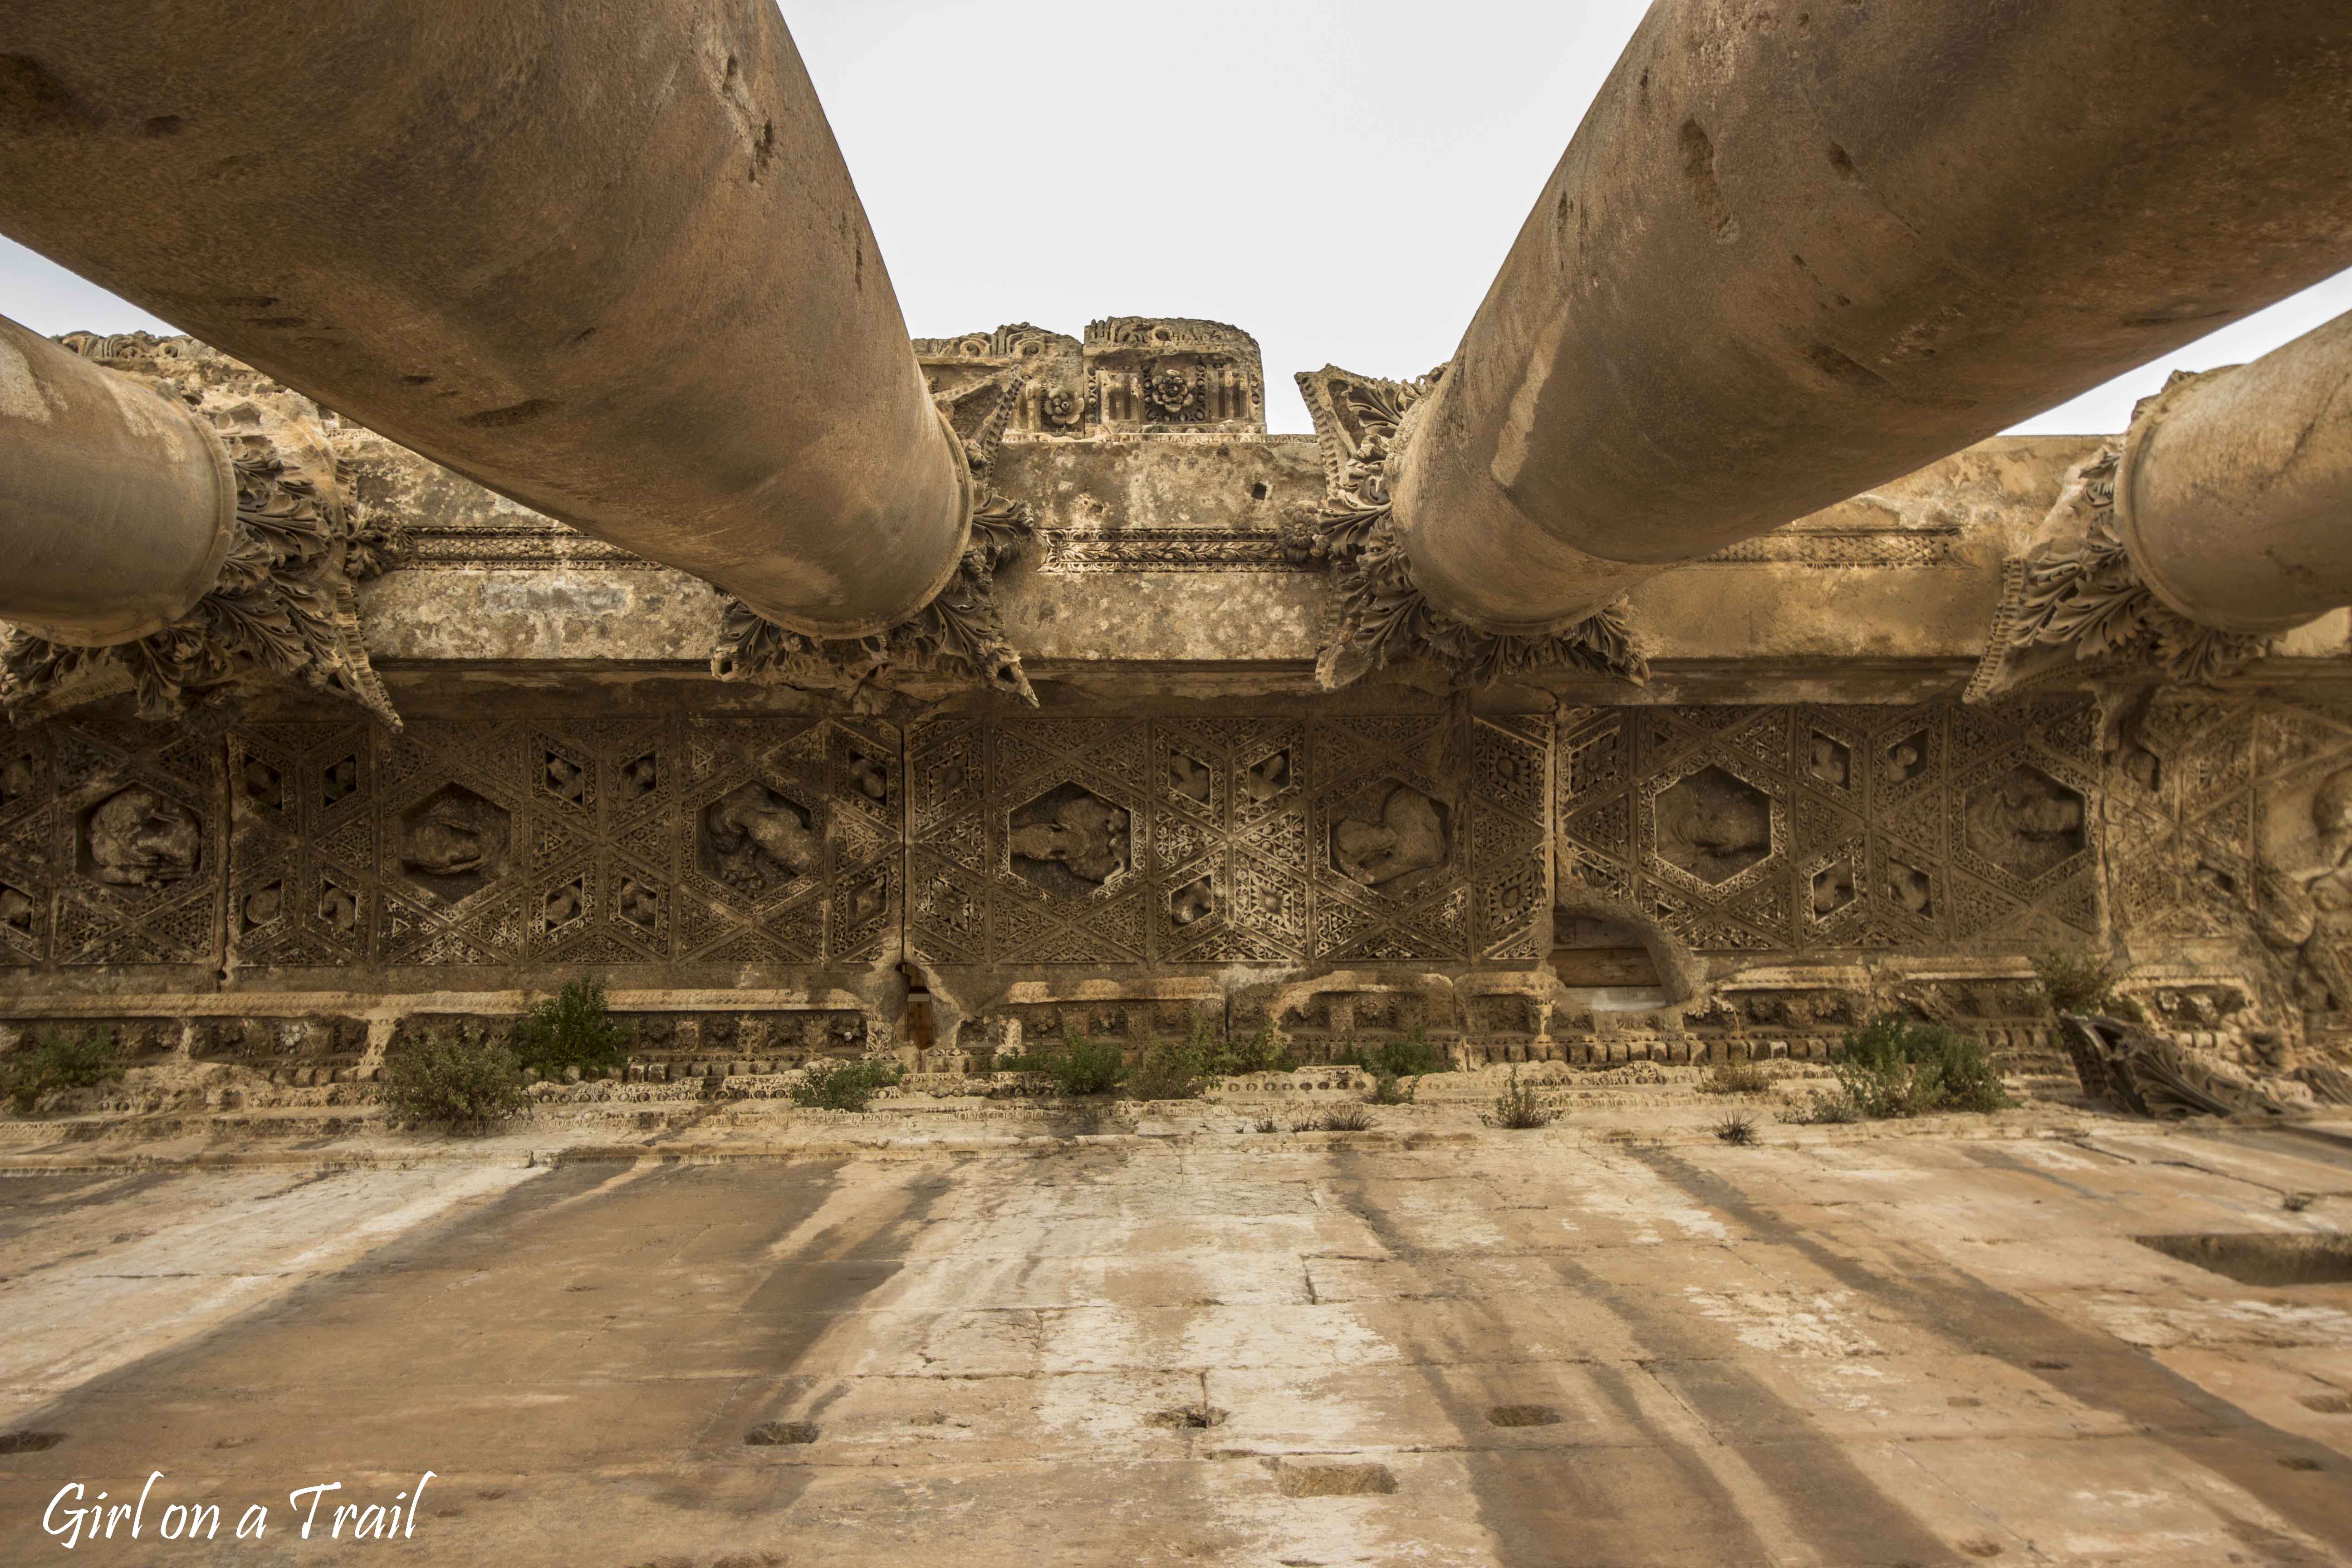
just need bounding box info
[0,316,232,645]
[0,1,968,638]
[1387,0,2352,634]
[2116,312,2352,635]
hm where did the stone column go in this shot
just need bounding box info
[2114,311,2352,634]
[1377,0,2352,638]
[0,316,233,646]
[0,0,967,637]
[1971,309,2352,698]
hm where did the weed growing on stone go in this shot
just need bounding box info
[1214,1026,1298,1076]
[789,1058,903,1112]
[1483,1068,1560,1129]
[2031,947,2143,1020]
[1367,1072,1417,1105]
[1695,1062,1770,1095]
[1127,1030,1211,1100]
[1251,1117,1279,1134]
[0,1029,123,1115]
[1000,1029,1127,1096]
[1341,1027,1450,1079]
[381,1026,527,1134]
[1300,1105,1373,1133]
[508,979,629,1079]
[1713,1113,1759,1146]
[1785,1090,1862,1124]
[1813,1014,2008,1119]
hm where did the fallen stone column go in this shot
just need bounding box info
[0,0,969,638]
[1973,309,2352,696]
[1358,0,2352,655]
[0,316,232,646]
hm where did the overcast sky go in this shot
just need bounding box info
[7,0,2348,436]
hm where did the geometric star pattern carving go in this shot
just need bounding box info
[1558,698,2100,954]
[0,715,226,971]
[224,714,902,971]
[906,711,1548,966]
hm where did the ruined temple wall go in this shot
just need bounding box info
[9,678,2351,1097]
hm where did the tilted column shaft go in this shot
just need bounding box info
[0,1,966,638]
[2116,312,2352,635]
[0,316,232,646]
[1387,0,2352,634]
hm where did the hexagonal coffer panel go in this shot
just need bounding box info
[1963,764,2086,880]
[1009,783,1131,898]
[1330,781,1447,888]
[395,783,511,903]
[700,782,819,897]
[1655,766,1771,885]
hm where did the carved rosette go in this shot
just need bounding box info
[711,373,1037,710]
[1290,366,1646,691]
[1,390,398,730]
[1968,444,2268,703]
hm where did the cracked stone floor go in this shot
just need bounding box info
[0,1112,2347,1566]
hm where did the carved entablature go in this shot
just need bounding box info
[1558,697,2103,956]
[1083,318,1264,433]
[915,323,1087,436]
[906,710,1547,969]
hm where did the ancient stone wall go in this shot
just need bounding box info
[10,686,2347,1095]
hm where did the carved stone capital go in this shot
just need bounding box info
[712,372,1038,710]
[3,337,398,728]
[1968,441,2268,704]
[1291,365,1647,691]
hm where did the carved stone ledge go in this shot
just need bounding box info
[1967,444,2268,703]
[1291,365,1647,691]
[711,372,1038,711]
[3,340,397,729]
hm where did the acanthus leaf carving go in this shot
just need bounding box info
[711,372,1039,711]
[1290,365,1648,692]
[1968,445,2268,702]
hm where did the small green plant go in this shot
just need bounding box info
[1483,1068,1559,1130]
[1341,1027,1450,1080]
[1127,1032,1209,1101]
[1367,1072,1417,1106]
[790,1058,903,1112]
[0,1029,124,1115]
[1713,1113,1759,1146]
[1696,1062,1771,1096]
[1296,1105,1373,1133]
[1829,1014,2009,1118]
[381,1026,526,1133]
[1251,1116,1279,1134]
[1785,1090,1862,1125]
[507,980,629,1079]
[2030,948,2144,1021]
[1215,1026,1298,1076]
[965,1048,998,1075]
[1001,1029,1127,1096]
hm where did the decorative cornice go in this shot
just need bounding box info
[1291,365,1647,691]
[2,398,399,730]
[711,373,1039,710]
[1967,445,2266,703]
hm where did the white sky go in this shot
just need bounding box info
[6,0,2348,436]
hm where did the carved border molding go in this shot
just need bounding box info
[1291,365,1647,691]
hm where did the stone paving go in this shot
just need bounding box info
[0,1102,2347,1566]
